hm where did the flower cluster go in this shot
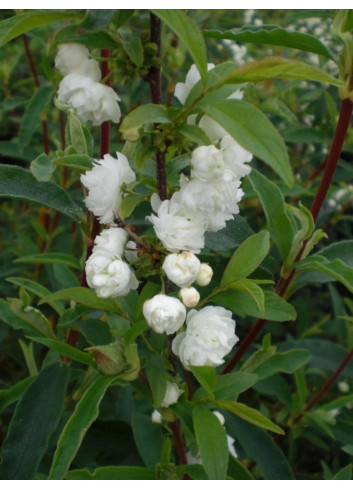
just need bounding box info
[55,43,121,126]
[81,152,139,298]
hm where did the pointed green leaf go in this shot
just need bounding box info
[54,154,93,172]
[0,376,35,414]
[120,104,171,141]
[0,165,84,222]
[198,100,293,186]
[253,349,311,379]
[213,372,258,401]
[39,287,121,314]
[189,366,217,397]
[30,153,55,182]
[216,400,284,435]
[151,9,207,84]
[14,252,81,270]
[193,405,229,480]
[145,356,168,407]
[248,168,296,261]
[67,466,155,480]
[131,413,163,469]
[221,230,270,285]
[0,363,69,480]
[28,337,95,366]
[204,25,336,60]
[48,375,114,480]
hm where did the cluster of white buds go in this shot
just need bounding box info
[55,43,121,126]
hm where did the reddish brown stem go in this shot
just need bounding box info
[222,98,353,374]
[169,421,188,466]
[148,13,167,201]
[59,111,66,150]
[22,34,49,154]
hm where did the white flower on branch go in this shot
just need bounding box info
[220,135,253,179]
[162,252,201,288]
[174,63,215,104]
[172,306,238,368]
[191,145,226,182]
[81,152,136,224]
[85,253,138,298]
[58,73,121,126]
[147,193,207,254]
[160,382,184,408]
[143,294,186,335]
[55,43,101,81]
[93,227,128,257]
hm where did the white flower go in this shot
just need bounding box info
[160,382,184,408]
[220,135,252,179]
[93,227,128,257]
[179,175,244,232]
[191,145,226,182]
[58,73,121,126]
[151,410,162,424]
[174,63,215,104]
[179,286,200,308]
[338,381,349,393]
[85,253,138,298]
[143,294,186,335]
[196,264,213,286]
[162,252,201,288]
[172,306,238,368]
[147,193,207,254]
[80,152,136,224]
[198,116,228,144]
[55,43,101,81]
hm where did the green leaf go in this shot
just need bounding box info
[54,154,93,172]
[18,86,54,148]
[253,349,311,379]
[29,337,95,366]
[67,466,155,480]
[224,413,295,480]
[48,375,114,480]
[198,100,293,186]
[189,366,217,397]
[0,11,76,46]
[222,56,344,88]
[9,300,55,339]
[69,110,87,154]
[0,376,35,413]
[212,289,297,322]
[228,456,254,480]
[30,153,55,182]
[221,230,270,285]
[248,168,296,261]
[213,372,258,401]
[228,279,265,312]
[6,277,64,315]
[204,25,336,60]
[205,215,254,251]
[114,10,135,29]
[120,104,171,141]
[0,165,84,222]
[295,256,353,294]
[193,405,229,480]
[145,356,168,407]
[39,287,121,314]
[178,124,212,146]
[131,413,163,469]
[66,31,118,48]
[331,464,352,480]
[80,9,117,30]
[215,400,284,435]
[120,192,144,220]
[151,9,207,84]
[122,36,144,67]
[0,363,69,480]
[14,252,81,270]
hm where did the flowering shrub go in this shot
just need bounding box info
[0,8,353,481]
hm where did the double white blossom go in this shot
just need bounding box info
[93,227,128,257]
[172,306,238,368]
[143,294,186,335]
[58,74,121,126]
[162,252,201,288]
[56,43,121,125]
[81,152,136,224]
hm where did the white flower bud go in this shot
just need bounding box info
[179,287,200,308]
[143,294,186,335]
[85,253,138,298]
[81,152,136,224]
[172,306,238,368]
[58,73,121,126]
[191,145,226,182]
[162,252,201,288]
[338,381,349,393]
[151,410,162,424]
[196,264,213,286]
[55,43,101,81]
[160,382,184,408]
